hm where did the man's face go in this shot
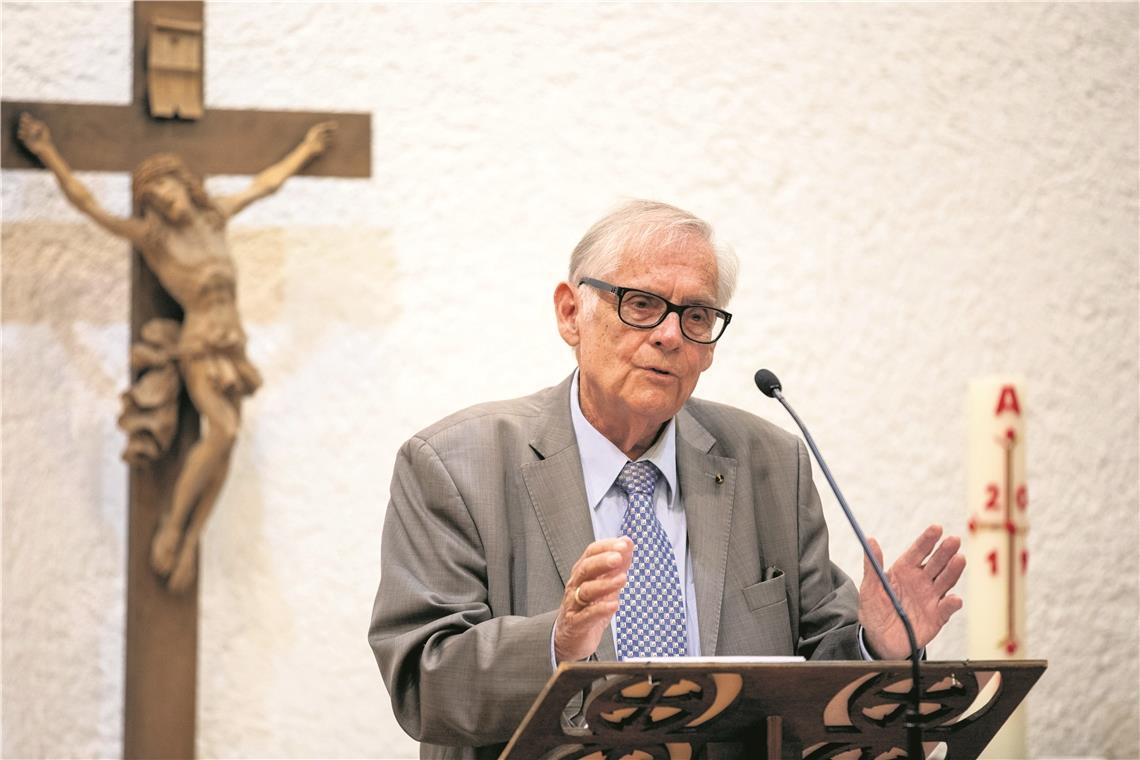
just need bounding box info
[556,235,720,443]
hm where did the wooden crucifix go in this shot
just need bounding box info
[1,3,371,757]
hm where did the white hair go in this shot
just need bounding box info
[568,200,739,309]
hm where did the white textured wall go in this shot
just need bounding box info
[2,2,1137,758]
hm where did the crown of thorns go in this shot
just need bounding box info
[131,153,196,206]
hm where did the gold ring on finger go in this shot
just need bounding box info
[574,586,586,606]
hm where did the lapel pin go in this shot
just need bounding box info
[714,473,724,485]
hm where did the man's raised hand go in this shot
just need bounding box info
[859,524,966,660]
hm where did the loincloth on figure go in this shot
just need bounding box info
[177,292,263,396]
[118,317,262,465]
[179,334,263,397]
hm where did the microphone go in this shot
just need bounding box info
[753,368,781,398]
[753,368,924,759]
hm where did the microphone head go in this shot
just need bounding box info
[754,369,782,397]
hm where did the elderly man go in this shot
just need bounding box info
[369,200,964,759]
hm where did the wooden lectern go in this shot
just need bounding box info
[500,659,1046,759]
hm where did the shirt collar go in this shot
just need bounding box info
[569,370,678,511]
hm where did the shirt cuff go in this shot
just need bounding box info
[857,625,875,660]
[551,624,602,668]
[858,625,925,660]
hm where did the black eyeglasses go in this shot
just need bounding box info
[578,278,732,344]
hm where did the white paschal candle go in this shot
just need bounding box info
[967,377,1028,759]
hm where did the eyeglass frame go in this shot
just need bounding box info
[577,277,733,344]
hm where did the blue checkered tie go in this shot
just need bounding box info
[614,460,688,659]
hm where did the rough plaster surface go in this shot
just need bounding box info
[2,2,1137,758]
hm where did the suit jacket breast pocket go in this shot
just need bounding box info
[741,574,795,655]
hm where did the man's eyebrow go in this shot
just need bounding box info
[627,284,719,308]
[682,294,719,308]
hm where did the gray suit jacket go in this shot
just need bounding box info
[369,376,860,759]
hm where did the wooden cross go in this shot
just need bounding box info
[1,3,371,757]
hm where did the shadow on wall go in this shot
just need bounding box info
[2,221,399,389]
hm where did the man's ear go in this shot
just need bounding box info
[554,281,581,348]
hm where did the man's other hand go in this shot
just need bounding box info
[554,537,633,664]
[859,524,966,660]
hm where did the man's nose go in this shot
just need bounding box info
[650,311,685,348]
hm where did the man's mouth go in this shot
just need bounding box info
[645,367,672,376]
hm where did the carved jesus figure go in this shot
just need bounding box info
[18,113,335,592]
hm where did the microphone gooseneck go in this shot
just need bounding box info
[754,368,924,760]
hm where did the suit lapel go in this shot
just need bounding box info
[676,407,737,657]
[520,376,617,660]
